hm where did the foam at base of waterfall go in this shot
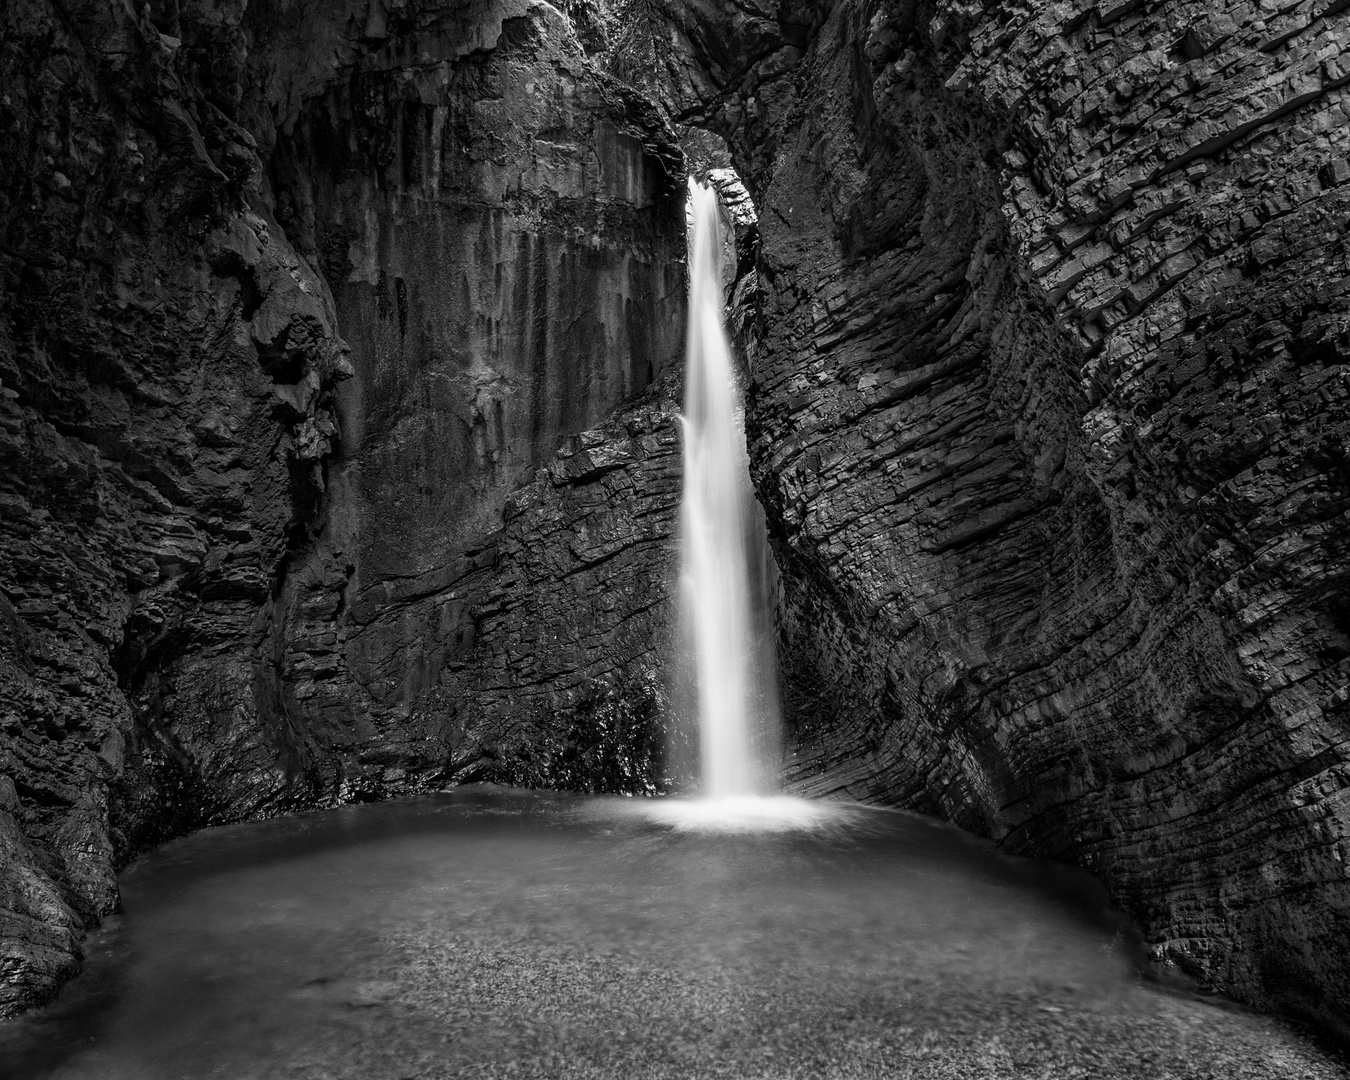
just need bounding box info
[633,794,850,833]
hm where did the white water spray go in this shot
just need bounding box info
[678,178,782,800]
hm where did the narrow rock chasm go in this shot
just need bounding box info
[661,0,1350,1042]
[0,0,1347,1051]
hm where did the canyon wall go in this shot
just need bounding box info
[3,0,1349,1047]
[0,0,354,1013]
[659,0,1350,1042]
[255,1,686,800]
[0,0,686,1013]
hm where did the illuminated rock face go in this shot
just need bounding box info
[656,0,1350,1042]
[252,2,686,802]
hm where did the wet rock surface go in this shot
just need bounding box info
[0,0,686,1013]
[269,377,686,803]
[658,0,1350,1043]
[251,0,688,802]
[0,0,353,1012]
[2,0,1348,1053]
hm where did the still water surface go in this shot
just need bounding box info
[4,787,1345,1079]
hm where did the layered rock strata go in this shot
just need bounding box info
[248,0,686,800]
[6,0,1348,1046]
[660,0,1350,1040]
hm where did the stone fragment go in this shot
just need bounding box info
[1318,158,1350,187]
[1182,14,1239,59]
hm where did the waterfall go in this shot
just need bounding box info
[678,178,782,799]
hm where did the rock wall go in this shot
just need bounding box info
[6,0,1347,1046]
[0,0,353,1014]
[661,0,1350,1041]
[248,1,687,800]
[0,0,687,1014]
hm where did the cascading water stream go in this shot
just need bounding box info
[677,178,782,802]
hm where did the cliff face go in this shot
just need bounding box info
[257,0,686,799]
[128,0,688,817]
[4,0,1348,1046]
[0,0,686,1013]
[0,0,354,1013]
[661,0,1350,1040]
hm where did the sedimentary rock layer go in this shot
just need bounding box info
[4,0,1348,1046]
[248,0,687,800]
[661,0,1350,1040]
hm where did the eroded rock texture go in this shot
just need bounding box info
[251,0,686,800]
[4,0,1349,1047]
[0,0,686,1013]
[663,0,1350,1041]
[0,0,352,1013]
